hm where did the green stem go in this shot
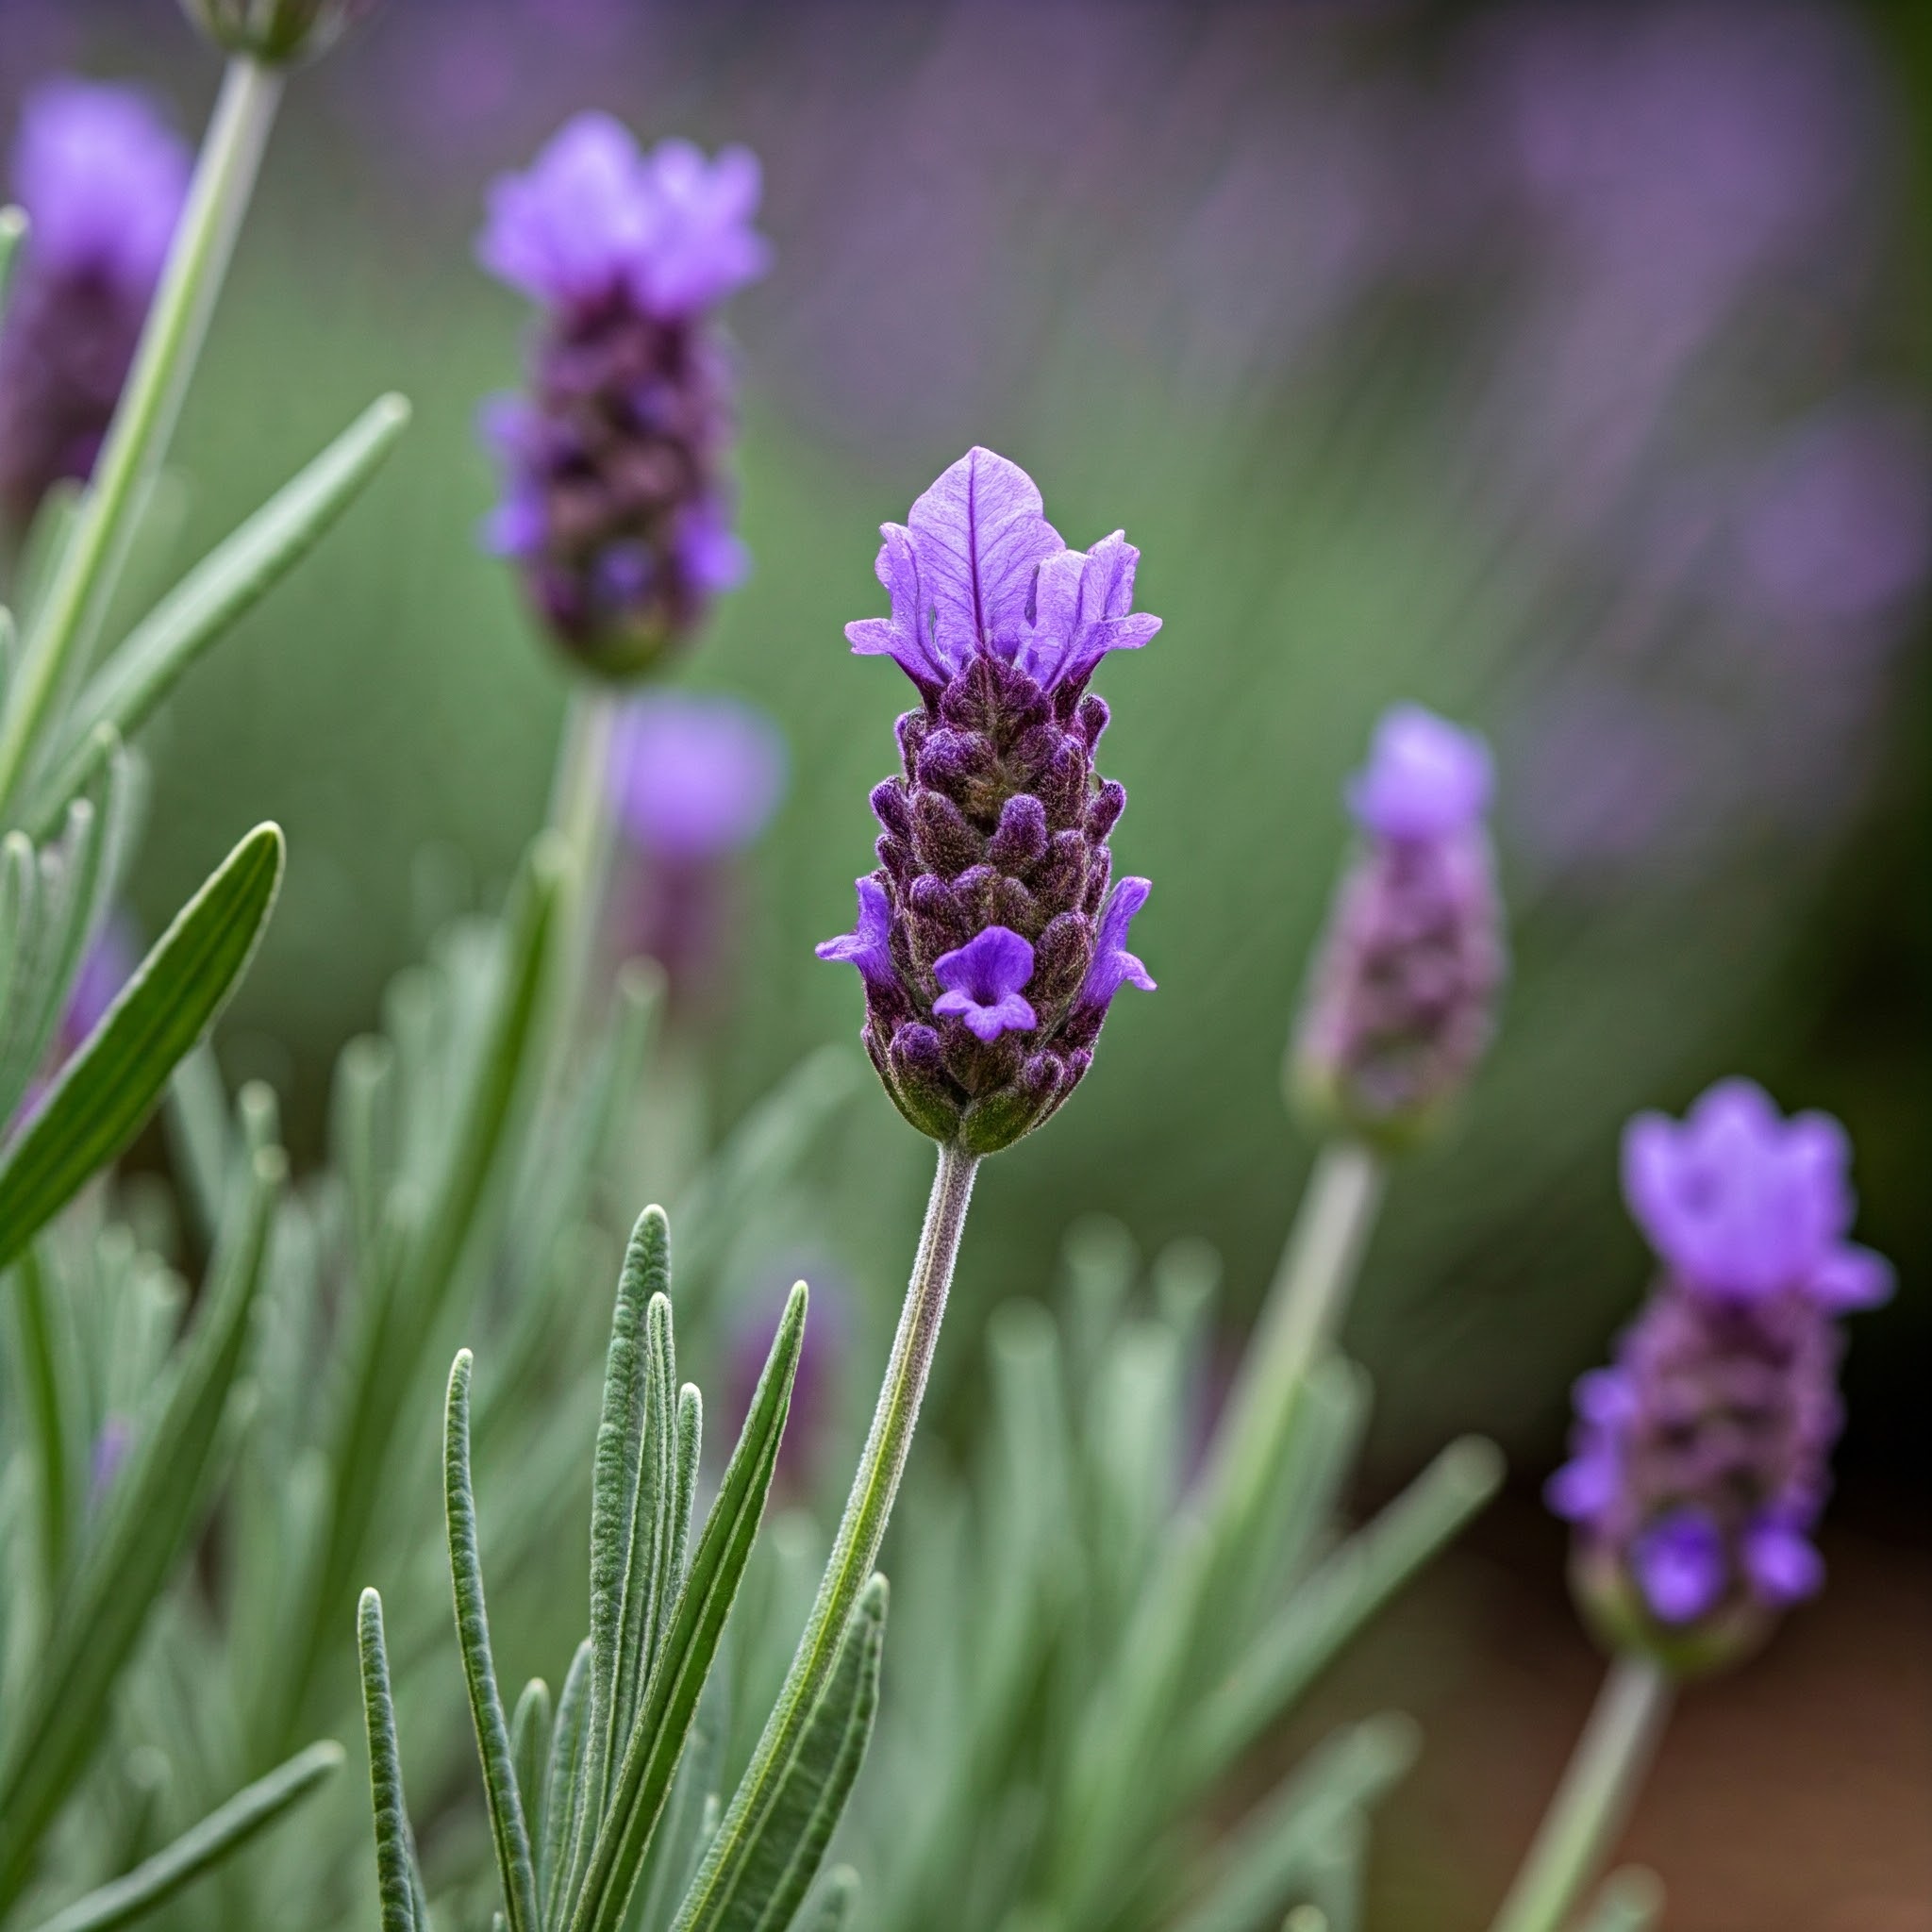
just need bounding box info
[1202,1138,1384,1543]
[1488,1657,1674,1932]
[545,683,620,1047]
[676,1139,979,1925]
[0,58,283,817]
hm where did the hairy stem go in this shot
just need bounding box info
[0,58,283,815]
[1489,1656,1674,1932]
[675,1139,979,1926]
[545,684,620,1047]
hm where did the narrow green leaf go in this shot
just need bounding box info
[680,1575,888,1932]
[358,1590,426,1932]
[28,395,411,837]
[0,822,284,1272]
[445,1350,541,1932]
[1576,1869,1665,1932]
[570,1283,807,1932]
[161,1041,231,1245]
[541,1641,594,1929]
[1169,1717,1417,1932]
[613,1291,678,1758]
[634,1666,726,1932]
[25,1740,342,1932]
[0,1141,281,1909]
[511,1678,553,1890]
[1301,1810,1366,1932]
[671,1383,702,1591]
[1185,1439,1503,1789]
[6,1244,80,1596]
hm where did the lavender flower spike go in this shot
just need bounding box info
[1291,704,1505,1147]
[476,115,768,678]
[1549,1081,1890,1674]
[819,447,1158,1154]
[0,80,190,531]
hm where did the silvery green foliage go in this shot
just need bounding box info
[845,1220,1502,1932]
[360,1206,884,1932]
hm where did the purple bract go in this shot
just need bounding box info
[476,114,766,677]
[818,447,1157,1154]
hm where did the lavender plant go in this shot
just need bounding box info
[1487,1080,1892,1932]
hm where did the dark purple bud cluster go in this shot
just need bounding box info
[1550,1080,1891,1673]
[0,81,188,533]
[1293,706,1504,1147]
[476,117,766,679]
[820,448,1158,1156]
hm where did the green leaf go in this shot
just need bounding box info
[0,1141,283,1909]
[678,1575,888,1932]
[570,1282,807,1932]
[1575,1869,1665,1932]
[612,1291,679,1763]
[445,1350,541,1932]
[358,1589,427,1932]
[1185,1438,1503,1790]
[6,1243,82,1598]
[541,1641,594,1929]
[510,1678,554,1892]
[1169,1717,1417,1932]
[24,1740,342,1932]
[0,821,284,1273]
[28,396,410,837]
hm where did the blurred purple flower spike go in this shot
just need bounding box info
[608,691,787,861]
[476,114,767,677]
[0,80,190,529]
[1293,704,1504,1146]
[820,447,1158,1155]
[1552,1080,1888,1669]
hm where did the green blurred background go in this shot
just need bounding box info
[6,1,1928,1923]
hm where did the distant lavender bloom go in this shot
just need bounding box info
[726,1260,848,1496]
[179,0,377,63]
[604,691,786,1009]
[0,80,189,530]
[1292,706,1505,1146]
[57,915,137,1060]
[476,114,768,677]
[818,447,1158,1155]
[1550,1081,1889,1667]
[89,1414,133,1507]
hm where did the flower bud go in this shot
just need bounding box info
[818,448,1159,1155]
[476,115,767,679]
[1291,706,1505,1148]
[179,0,377,64]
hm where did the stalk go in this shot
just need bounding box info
[0,59,284,815]
[1203,1138,1384,1541]
[1488,1656,1674,1932]
[544,683,620,1046]
[675,1140,979,1925]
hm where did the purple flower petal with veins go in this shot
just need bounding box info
[817,876,897,992]
[933,926,1038,1041]
[1080,876,1156,1009]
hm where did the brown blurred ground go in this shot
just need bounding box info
[1257,1494,1932,1931]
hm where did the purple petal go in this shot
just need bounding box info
[818,875,897,990]
[847,522,946,682]
[1024,531,1162,688]
[477,111,652,308]
[1807,1242,1893,1310]
[1631,1507,1727,1624]
[1742,1519,1824,1606]
[1545,1450,1617,1523]
[1079,876,1156,1008]
[907,448,1064,671]
[934,924,1037,1004]
[629,138,770,315]
[1346,705,1493,841]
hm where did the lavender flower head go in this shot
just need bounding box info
[1291,705,1505,1146]
[817,447,1158,1155]
[477,114,768,678]
[1549,1079,1891,1673]
[0,80,189,531]
[604,691,787,1011]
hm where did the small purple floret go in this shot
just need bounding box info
[1623,1077,1893,1309]
[816,877,897,991]
[1346,705,1493,841]
[1080,876,1156,1008]
[1632,1508,1725,1624]
[933,926,1038,1042]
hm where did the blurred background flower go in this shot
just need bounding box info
[3,1,1923,1924]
